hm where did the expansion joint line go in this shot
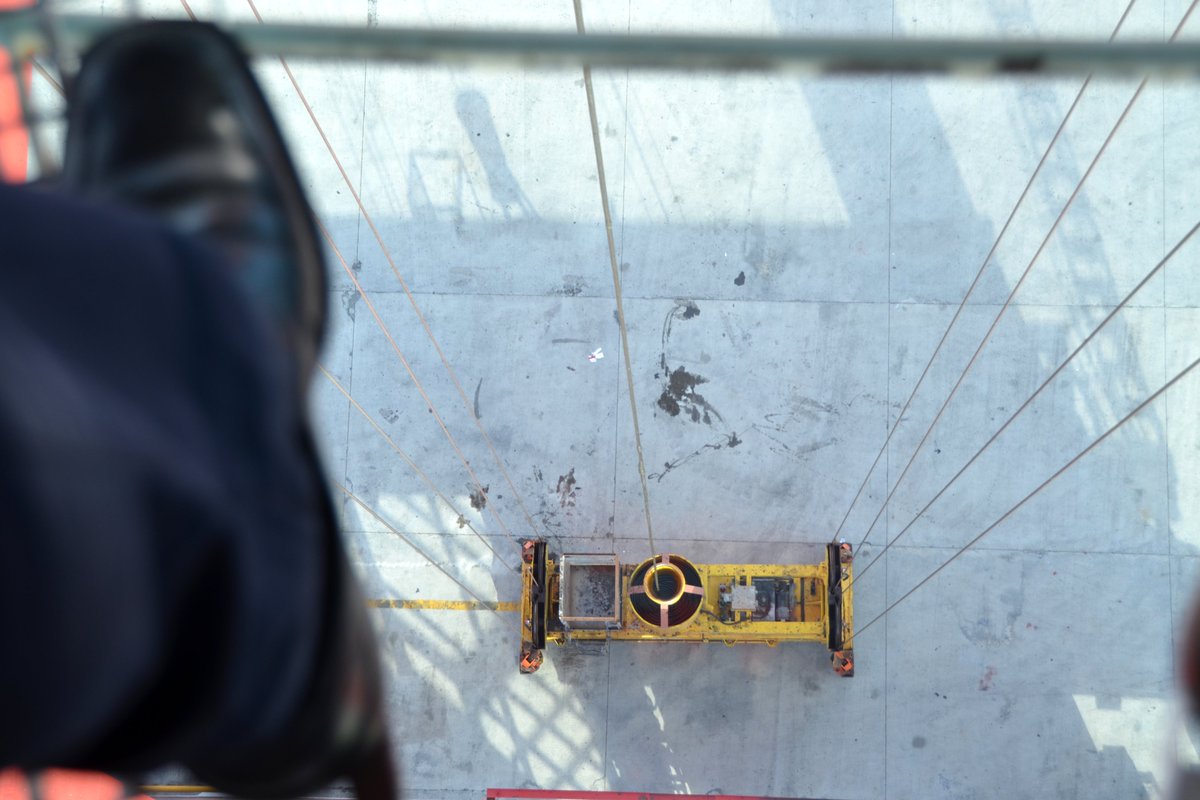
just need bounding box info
[241,0,546,544]
[316,217,524,553]
[832,0,1140,547]
[848,352,1200,645]
[850,216,1200,591]
[573,0,658,558]
[338,483,503,616]
[852,0,1200,558]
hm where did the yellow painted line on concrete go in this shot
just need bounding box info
[141,786,217,793]
[369,598,520,612]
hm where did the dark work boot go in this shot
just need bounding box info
[63,20,325,382]
[61,21,395,800]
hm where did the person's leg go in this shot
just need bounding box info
[0,183,325,769]
[2,20,394,798]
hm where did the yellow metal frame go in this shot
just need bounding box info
[518,541,854,675]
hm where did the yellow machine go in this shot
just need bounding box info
[518,540,854,676]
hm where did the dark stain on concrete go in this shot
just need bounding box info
[912,736,927,749]
[648,432,742,482]
[469,485,489,511]
[553,275,586,296]
[473,378,483,419]
[556,468,579,508]
[660,299,699,357]
[657,392,680,416]
[959,574,1026,646]
[656,366,716,424]
[734,270,746,286]
[380,408,399,424]
[341,289,359,320]
[656,300,723,425]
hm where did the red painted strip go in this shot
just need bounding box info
[0,0,33,182]
[0,770,29,800]
[0,770,152,800]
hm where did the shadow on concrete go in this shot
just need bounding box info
[455,89,539,221]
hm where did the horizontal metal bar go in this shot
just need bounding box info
[2,8,1200,77]
[485,791,823,800]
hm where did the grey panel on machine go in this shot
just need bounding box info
[559,554,620,630]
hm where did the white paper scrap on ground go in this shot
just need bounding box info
[588,348,604,362]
